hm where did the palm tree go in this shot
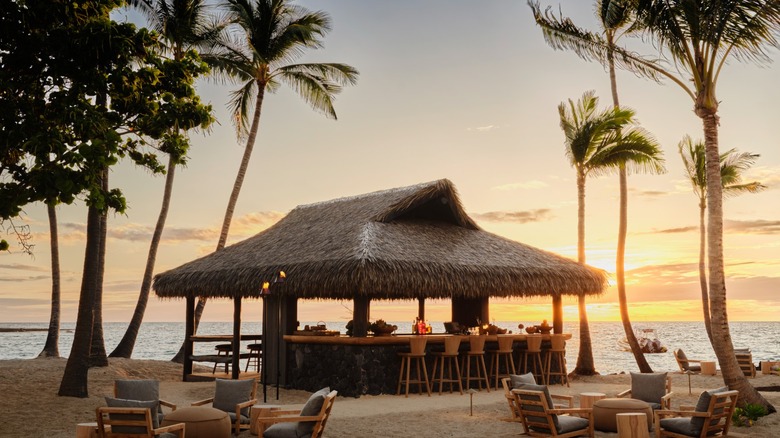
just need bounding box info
[186,0,358,341]
[558,90,663,375]
[627,0,779,412]
[679,136,766,343]
[37,202,60,358]
[110,0,220,358]
[529,0,662,373]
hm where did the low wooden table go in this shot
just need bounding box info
[250,404,282,435]
[579,392,606,419]
[616,413,649,438]
[76,422,108,438]
[701,361,717,376]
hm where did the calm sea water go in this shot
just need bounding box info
[2,321,778,375]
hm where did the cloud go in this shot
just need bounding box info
[0,263,49,272]
[473,209,553,224]
[491,180,549,191]
[652,226,698,234]
[467,124,497,132]
[0,275,50,282]
[744,165,780,190]
[724,219,780,235]
[629,188,669,198]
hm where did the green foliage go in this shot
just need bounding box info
[732,403,768,427]
[0,0,214,221]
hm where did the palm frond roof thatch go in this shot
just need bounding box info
[153,179,607,300]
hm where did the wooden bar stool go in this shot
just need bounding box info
[545,334,569,386]
[213,343,232,374]
[396,337,431,397]
[488,334,516,390]
[245,342,262,372]
[461,335,490,392]
[430,335,464,395]
[523,334,546,385]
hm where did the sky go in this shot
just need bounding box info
[1,1,779,325]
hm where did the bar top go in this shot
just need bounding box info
[283,333,571,345]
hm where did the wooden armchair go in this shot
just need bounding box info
[673,349,702,373]
[192,378,257,435]
[501,377,573,423]
[654,388,737,438]
[96,407,185,438]
[512,387,593,437]
[617,372,673,410]
[256,389,337,438]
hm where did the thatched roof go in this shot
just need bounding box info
[153,179,607,300]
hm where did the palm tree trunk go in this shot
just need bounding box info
[38,202,60,358]
[573,169,596,375]
[58,204,101,397]
[173,85,267,363]
[701,112,774,412]
[698,199,713,343]
[90,169,109,367]
[607,40,651,372]
[112,155,177,358]
[617,166,652,372]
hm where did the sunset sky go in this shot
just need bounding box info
[2,0,779,325]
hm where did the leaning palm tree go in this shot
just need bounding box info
[111,0,220,358]
[559,90,663,375]
[38,202,61,358]
[627,0,779,412]
[529,0,661,373]
[186,0,358,337]
[679,136,766,343]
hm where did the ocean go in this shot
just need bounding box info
[2,321,778,375]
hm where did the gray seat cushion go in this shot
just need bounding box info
[630,372,666,406]
[660,417,698,437]
[510,372,537,388]
[557,415,590,434]
[105,397,160,433]
[264,422,300,438]
[297,387,330,437]
[115,379,165,421]
[226,412,250,424]
[517,384,559,433]
[213,379,254,417]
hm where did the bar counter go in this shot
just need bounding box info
[283,333,571,397]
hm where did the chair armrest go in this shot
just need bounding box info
[267,409,304,417]
[686,359,702,364]
[191,397,214,406]
[660,392,674,410]
[549,407,592,416]
[654,409,710,420]
[237,398,258,411]
[160,399,177,411]
[550,394,574,408]
[154,422,185,437]
[259,414,322,424]
[616,389,631,398]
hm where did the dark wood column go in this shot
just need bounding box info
[263,295,282,385]
[231,296,242,379]
[552,295,563,334]
[352,295,371,337]
[417,297,425,321]
[451,296,489,327]
[184,295,194,381]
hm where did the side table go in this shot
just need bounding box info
[616,412,650,438]
[579,392,606,419]
[76,422,107,438]
[250,404,282,436]
[700,361,717,376]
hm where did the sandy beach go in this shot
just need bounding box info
[2,357,778,437]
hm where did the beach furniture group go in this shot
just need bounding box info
[90,378,334,438]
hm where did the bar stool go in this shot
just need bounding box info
[245,342,262,372]
[396,337,431,397]
[213,343,232,374]
[488,334,516,390]
[523,334,546,385]
[545,334,569,386]
[461,335,490,392]
[430,336,463,395]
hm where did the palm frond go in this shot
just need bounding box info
[227,80,257,138]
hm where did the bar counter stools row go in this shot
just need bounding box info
[211,342,263,374]
[397,334,569,396]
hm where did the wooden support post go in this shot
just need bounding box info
[232,296,242,380]
[616,413,649,438]
[184,295,194,381]
[552,295,563,334]
[352,295,370,337]
[418,297,425,321]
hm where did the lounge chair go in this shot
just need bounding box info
[673,349,702,374]
[114,379,176,425]
[256,388,336,438]
[502,374,574,423]
[617,372,673,410]
[192,378,258,435]
[654,387,738,437]
[512,385,593,437]
[734,348,755,378]
[97,405,185,438]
